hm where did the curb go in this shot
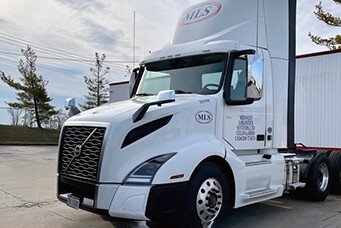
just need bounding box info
[0,143,58,146]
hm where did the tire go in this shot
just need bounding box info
[329,151,341,194]
[304,154,332,201]
[182,162,231,228]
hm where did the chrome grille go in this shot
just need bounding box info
[59,126,106,182]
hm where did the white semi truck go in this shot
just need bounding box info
[57,0,341,227]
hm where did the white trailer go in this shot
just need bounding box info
[295,50,341,149]
[57,1,341,227]
[109,81,129,103]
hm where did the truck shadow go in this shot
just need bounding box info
[99,215,148,228]
[98,194,340,228]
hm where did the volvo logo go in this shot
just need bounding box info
[64,128,97,172]
[73,144,82,157]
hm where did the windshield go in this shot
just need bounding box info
[136,53,227,96]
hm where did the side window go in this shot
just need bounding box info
[230,58,247,101]
[140,71,170,94]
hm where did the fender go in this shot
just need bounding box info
[152,141,242,208]
[295,150,331,179]
[152,136,225,184]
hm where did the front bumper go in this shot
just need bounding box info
[57,175,188,221]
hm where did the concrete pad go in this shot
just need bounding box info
[1,146,340,228]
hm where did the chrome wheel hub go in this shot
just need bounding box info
[196,178,223,227]
[318,163,329,192]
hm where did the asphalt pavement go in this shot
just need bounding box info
[0,146,340,228]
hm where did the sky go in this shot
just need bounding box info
[0,0,340,125]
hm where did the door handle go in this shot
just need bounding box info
[257,135,265,141]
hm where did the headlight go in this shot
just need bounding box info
[124,153,176,184]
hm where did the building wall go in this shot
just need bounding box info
[109,82,129,103]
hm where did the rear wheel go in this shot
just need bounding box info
[304,154,332,201]
[182,162,231,228]
[329,151,341,194]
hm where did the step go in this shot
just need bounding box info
[246,188,277,198]
[287,182,306,190]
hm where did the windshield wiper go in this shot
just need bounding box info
[174,90,192,94]
[135,93,155,96]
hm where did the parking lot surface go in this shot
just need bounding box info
[0,146,340,228]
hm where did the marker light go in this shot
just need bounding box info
[170,174,184,180]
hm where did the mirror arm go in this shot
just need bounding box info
[132,99,175,123]
[129,67,143,98]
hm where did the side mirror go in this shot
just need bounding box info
[65,97,80,117]
[129,67,140,98]
[224,50,263,106]
[246,55,263,100]
[157,90,175,102]
[65,98,75,109]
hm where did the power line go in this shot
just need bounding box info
[0,32,139,75]
[0,32,101,62]
[0,48,127,73]
[0,32,140,62]
[0,35,90,61]
[0,39,132,72]
[0,53,126,73]
[0,37,128,70]
[0,32,141,66]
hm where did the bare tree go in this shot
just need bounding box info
[22,107,34,127]
[7,106,22,126]
[42,109,67,129]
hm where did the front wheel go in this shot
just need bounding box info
[183,162,231,228]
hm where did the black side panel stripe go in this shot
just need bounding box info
[288,0,297,149]
[121,115,173,148]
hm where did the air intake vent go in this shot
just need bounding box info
[122,115,172,148]
[59,126,106,183]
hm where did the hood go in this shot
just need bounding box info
[65,94,212,126]
[62,94,218,183]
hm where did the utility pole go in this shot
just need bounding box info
[133,11,136,69]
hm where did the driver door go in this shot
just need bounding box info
[223,52,266,150]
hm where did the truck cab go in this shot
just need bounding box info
[57,1,337,227]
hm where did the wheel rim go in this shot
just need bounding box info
[196,178,223,226]
[317,163,329,191]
